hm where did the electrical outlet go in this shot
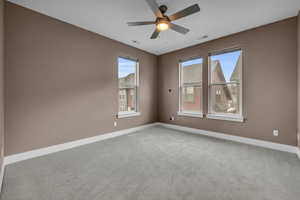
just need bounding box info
[114,121,117,127]
[273,130,279,137]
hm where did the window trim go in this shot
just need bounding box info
[206,113,244,122]
[177,111,203,118]
[117,56,140,118]
[118,111,141,119]
[178,57,203,118]
[207,48,244,122]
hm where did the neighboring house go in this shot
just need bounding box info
[210,60,233,113]
[119,73,135,112]
[119,56,241,114]
[181,55,241,114]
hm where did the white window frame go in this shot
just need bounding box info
[207,48,244,122]
[178,57,203,118]
[117,57,140,118]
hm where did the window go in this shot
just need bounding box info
[118,57,140,118]
[178,58,203,117]
[208,49,243,122]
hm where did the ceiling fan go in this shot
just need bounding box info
[127,0,200,39]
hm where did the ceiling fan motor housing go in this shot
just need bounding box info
[159,5,168,14]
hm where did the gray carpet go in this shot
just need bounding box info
[1,126,300,200]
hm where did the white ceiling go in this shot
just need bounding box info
[8,0,300,55]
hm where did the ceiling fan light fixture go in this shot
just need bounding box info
[127,1,200,39]
[157,21,169,31]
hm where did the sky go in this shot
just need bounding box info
[118,57,136,78]
[182,58,203,67]
[119,51,241,81]
[182,51,241,82]
[211,50,241,81]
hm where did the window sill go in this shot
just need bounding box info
[118,112,141,119]
[177,112,203,118]
[206,114,244,122]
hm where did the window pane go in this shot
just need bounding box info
[118,57,136,88]
[181,86,202,113]
[180,58,203,113]
[210,50,242,84]
[210,84,240,114]
[118,57,137,113]
[119,88,136,112]
[181,58,202,84]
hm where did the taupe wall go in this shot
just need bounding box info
[298,11,300,149]
[0,0,4,169]
[4,2,299,156]
[4,2,158,155]
[158,18,298,146]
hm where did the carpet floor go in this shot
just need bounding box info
[1,126,300,200]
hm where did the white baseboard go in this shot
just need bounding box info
[4,123,159,165]
[0,161,4,193]
[3,122,300,166]
[297,148,300,160]
[157,123,298,154]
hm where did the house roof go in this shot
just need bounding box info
[230,56,242,82]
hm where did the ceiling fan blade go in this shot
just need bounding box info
[168,4,200,21]
[150,29,160,39]
[127,21,156,26]
[145,0,163,18]
[169,23,189,34]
